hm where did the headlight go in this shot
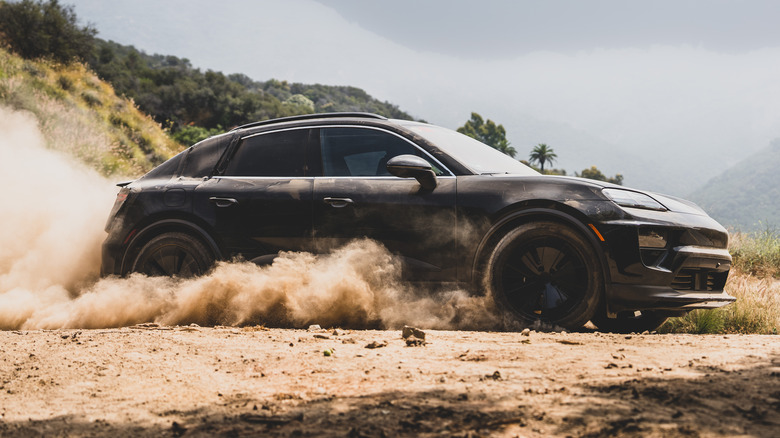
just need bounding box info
[603,188,667,211]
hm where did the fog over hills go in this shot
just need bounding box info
[67,0,780,198]
[690,139,780,231]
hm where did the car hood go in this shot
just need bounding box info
[497,174,708,216]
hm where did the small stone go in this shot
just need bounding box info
[405,336,426,347]
[484,371,502,380]
[402,326,426,340]
[308,325,322,331]
[323,349,333,357]
[171,421,187,437]
[365,341,388,349]
[520,328,531,336]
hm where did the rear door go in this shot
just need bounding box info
[193,128,315,261]
[312,126,458,281]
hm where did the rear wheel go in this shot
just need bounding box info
[486,221,602,329]
[591,309,668,333]
[131,232,214,278]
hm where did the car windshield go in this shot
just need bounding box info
[400,121,539,176]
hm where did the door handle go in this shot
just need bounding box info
[209,197,239,208]
[323,197,354,208]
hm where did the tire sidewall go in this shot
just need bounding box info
[131,232,214,277]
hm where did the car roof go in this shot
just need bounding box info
[230,112,389,132]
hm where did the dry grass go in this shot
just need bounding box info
[662,230,780,334]
[661,271,780,334]
[0,47,182,178]
[729,228,780,279]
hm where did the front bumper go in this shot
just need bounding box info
[605,245,734,314]
[597,206,735,315]
[608,285,736,314]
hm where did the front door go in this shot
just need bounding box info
[312,127,458,281]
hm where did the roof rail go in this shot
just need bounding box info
[230,112,387,131]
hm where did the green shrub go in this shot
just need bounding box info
[172,125,224,146]
[81,90,101,107]
[57,74,73,91]
[0,0,96,63]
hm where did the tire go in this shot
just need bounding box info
[131,232,214,278]
[485,221,602,329]
[591,309,668,334]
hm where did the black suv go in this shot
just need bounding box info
[102,112,734,331]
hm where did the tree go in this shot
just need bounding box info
[529,143,557,172]
[576,165,624,185]
[0,0,96,63]
[457,112,516,157]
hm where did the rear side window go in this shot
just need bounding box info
[224,129,308,177]
[320,127,444,176]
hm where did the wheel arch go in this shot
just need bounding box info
[120,217,223,275]
[471,203,612,291]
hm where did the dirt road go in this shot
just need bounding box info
[1,327,778,437]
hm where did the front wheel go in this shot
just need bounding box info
[130,232,214,278]
[485,221,603,330]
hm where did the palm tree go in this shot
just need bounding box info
[529,143,557,172]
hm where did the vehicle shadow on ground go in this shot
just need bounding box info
[558,352,780,437]
[2,354,778,437]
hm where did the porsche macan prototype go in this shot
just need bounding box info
[102,112,735,331]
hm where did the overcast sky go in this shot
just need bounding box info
[65,0,780,194]
[321,0,780,56]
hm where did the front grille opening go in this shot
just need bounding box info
[672,269,728,292]
[640,248,668,268]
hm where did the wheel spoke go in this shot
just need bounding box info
[505,284,544,312]
[539,245,564,273]
[146,259,167,276]
[519,250,543,275]
[175,248,187,274]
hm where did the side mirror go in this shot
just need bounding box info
[386,154,437,191]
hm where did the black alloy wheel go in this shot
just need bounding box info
[131,232,214,278]
[487,222,602,329]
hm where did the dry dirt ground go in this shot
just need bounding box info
[0,326,778,437]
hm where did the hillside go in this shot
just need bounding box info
[689,139,780,231]
[0,46,181,177]
[0,38,418,179]
[87,39,416,136]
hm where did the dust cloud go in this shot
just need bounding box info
[0,107,499,331]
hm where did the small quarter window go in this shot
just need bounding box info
[225,130,308,177]
[180,135,230,178]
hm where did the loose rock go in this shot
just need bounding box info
[401,326,426,341]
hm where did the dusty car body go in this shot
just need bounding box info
[102,112,735,331]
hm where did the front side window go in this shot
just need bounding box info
[320,127,445,177]
[224,129,308,177]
